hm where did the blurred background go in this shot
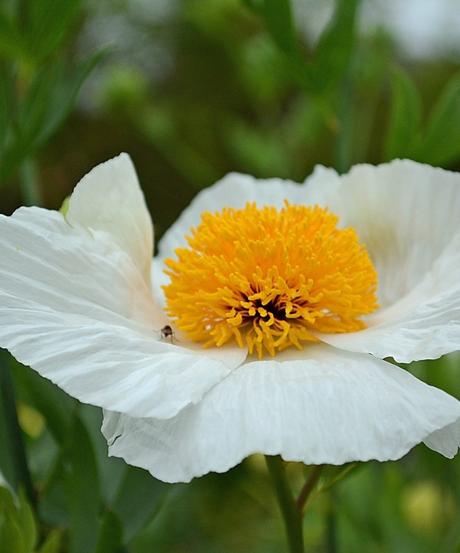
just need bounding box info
[0,0,460,552]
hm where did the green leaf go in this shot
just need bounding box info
[94,510,123,553]
[26,0,81,63]
[0,68,11,153]
[0,487,26,553]
[0,9,24,61]
[17,490,37,553]
[11,361,73,445]
[0,352,35,503]
[312,0,359,93]
[384,67,422,160]
[37,530,62,553]
[226,118,289,176]
[0,50,105,184]
[415,73,460,166]
[260,0,297,55]
[65,415,101,553]
[112,467,170,544]
[0,486,15,515]
[0,512,25,553]
[35,50,108,146]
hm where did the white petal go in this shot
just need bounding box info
[157,171,326,260]
[314,161,460,361]
[320,233,460,362]
[321,160,460,307]
[0,207,243,419]
[102,345,460,483]
[157,161,460,363]
[67,153,153,285]
[151,257,168,308]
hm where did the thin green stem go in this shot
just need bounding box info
[265,455,304,553]
[20,158,43,206]
[296,465,324,513]
[0,350,36,506]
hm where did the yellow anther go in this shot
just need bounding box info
[163,201,378,358]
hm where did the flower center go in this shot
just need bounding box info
[163,201,378,358]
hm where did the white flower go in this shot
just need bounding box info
[0,153,459,483]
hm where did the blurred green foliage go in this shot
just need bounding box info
[1,0,460,552]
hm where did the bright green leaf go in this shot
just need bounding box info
[37,530,62,553]
[0,512,26,553]
[17,490,36,553]
[0,487,26,553]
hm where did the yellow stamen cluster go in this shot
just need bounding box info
[163,201,378,358]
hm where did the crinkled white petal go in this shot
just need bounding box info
[102,345,460,483]
[319,160,460,307]
[311,161,460,361]
[157,170,338,260]
[320,232,460,362]
[158,161,460,363]
[67,153,153,285]
[0,207,245,419]
[151,257,168,308]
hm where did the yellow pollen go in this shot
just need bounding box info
[163,201,378,358]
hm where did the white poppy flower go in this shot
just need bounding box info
[0,153,459,483]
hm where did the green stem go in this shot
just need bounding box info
[265,455,304,553]
[19,158,42,206]
[0,351,36,505]
[296,465,324,513]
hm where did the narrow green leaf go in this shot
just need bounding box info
[65,415,101,553]
[0,9,24,61]
[261,0,297,55]
[0,512,26,553]
[0,486,15,514]
[0,50,105,183]
[0,487,26,553]
[384,67,422,160]
[37,530,62,553]
[35,49,108,146]
[415,73,460,166]
[11,361,74,445]
[242,0,263,10]
[313,0,359,93]
[17,490,37,553]
[0,70,10,153]
[0,352,35,504]
[27,0,81,62]
[226,118,289,176]
[94,510,123,553]
[112,467,170,544]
